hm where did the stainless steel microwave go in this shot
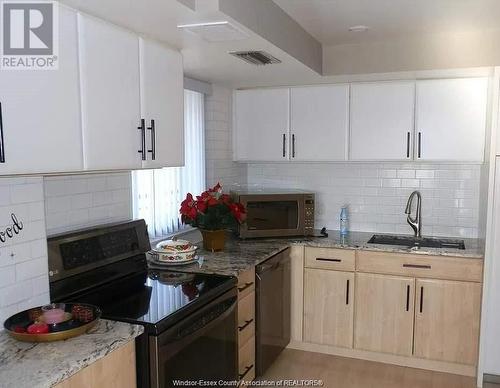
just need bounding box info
[232,191,315,238]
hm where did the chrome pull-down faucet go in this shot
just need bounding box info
[405,191,422,238]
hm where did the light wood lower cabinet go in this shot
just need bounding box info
[237,268,256,385]
[55,341,136,388]
[354,273,415,356]
[303,268,354,348]
[414,278,481,365]
[298,247,483,374]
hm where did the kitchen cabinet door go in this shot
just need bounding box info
[234,89,289,161]
[78,14,142,170]
[303,268,354,348]
[414,278,481,365]
[139,38,184,168]
[0,6,83,175]
[416,78,487,162]
[354,273,415,356]
[56,341,136,388]
[290,85,349,161]
[350,81,415,161]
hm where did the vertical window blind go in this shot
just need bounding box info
[132,89,205,238]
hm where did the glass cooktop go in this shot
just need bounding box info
[69,269,236,334]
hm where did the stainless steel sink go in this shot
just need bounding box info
[367,234,465,250]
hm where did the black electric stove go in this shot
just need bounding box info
[48,220,238,388]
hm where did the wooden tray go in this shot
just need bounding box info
[4,303,101,342]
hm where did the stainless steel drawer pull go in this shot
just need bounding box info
[316,258,341,262]
[403,264,431,269]
[238,319,254,332]
[237,282,254,293]
[239,365,254,380]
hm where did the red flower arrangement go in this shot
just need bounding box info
[180,183,246,231]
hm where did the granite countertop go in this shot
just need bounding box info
[0,319,143,388]
[151,230,484,277]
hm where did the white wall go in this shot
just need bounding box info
[44,173,132,235]
[246,162,481,238]
[323,29,500,76]
[0,177,49,323]
[205,85,246,188]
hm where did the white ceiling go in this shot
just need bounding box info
[273,0,500,46]
[60,0,321,88]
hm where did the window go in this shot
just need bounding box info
[132,89,205,238]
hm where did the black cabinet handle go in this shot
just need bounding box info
[0,102,5,163]
[316,258,341,263]
[406,284,410,311]
[292,134,296,158]
[419,286,424,313]
[238,319,254,331]
[138,119,146,161]
[237,282,253,293]
[403,264,431,269]
[418,132,422,158]
[406,132,410,158]
[346,279,350,305]
[282,133,286,157]
[239,365,254,380]
[147,119,156,161]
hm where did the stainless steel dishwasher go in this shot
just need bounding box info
[255,248,291,376]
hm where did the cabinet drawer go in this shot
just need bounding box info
[238,291,255,346]
[237,268,255,300]
[305,247,355,271]
[238,337,255,383]
[357,251,483,282]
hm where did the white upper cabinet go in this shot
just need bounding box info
[78,14,142,171]
[234,89,290,161]
[0,6,83,174]
[350,81,415,161]
[290,85,349,161]
[416,78,487,162]
[139,38,184,168]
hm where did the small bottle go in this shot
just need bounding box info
[340,205,349,235]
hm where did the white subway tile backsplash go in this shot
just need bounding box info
[246,162,481,238]
[0,266,15,288]
[0,177,48,322]
[16,257,47,282]
[205,85,246,188]
[44,172,132,235]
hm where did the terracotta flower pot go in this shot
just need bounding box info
[200,229,226,252]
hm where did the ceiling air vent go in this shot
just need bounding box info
[229,51,281,66]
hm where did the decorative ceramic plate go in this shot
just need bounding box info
[4,303,101,342]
